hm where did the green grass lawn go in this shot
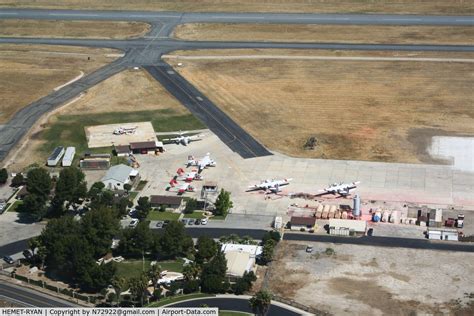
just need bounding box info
[136,180,148,191]
[38,109,204,158]
[116,259,184,279]
[183,211,205,219]
[7,200,23,212]
[110,156,129,166]
[129,191,139,201]
[148,293,213,307]
[147,211,181,221]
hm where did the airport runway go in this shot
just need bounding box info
[0,9,473,162]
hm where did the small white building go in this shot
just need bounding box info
[47,146,65,167]
[221,244,263,277]
[427,228,459,241]
[329,219,367,236]
[62,147,76,167]
[101,164,139,190]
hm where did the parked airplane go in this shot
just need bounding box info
[178,183,195,195]
[317,181,360,197]
[162,131,202,146]
[182,170,203,182]
[187,153,216,173]
[113,126,137,135]
[247,178,292,193]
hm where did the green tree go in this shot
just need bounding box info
[184,198,198,214]
[196,236,217,264]
[123,183,132,193]
[262,231,281,244]
[111,276,127,305]
[136,196,151,220]
[129,273,149,306]
[249,290,273,316]
[213,189,233,216]
[233,271,257,295]
[182,262,201,281]
[158,221,193,258]
[0,168,8,184]
[26,167,51,197]
[118,222,153,258]
[53,168,87,215]
[261,239,277,264]
[148,264,162,290]
[183,279,200,294]
[168,282,181,296]
[18,194,47,221]
[81,207,120,257]
[200,250,227,294]
[11,173,24,187]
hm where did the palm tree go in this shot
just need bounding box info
[148,263,162,290]
[182,262,201,281]
[249,290,273,316]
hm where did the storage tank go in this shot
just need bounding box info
[341,211,348,219]
[352,194,361,218]
[372,210,382,222]
[382,210,390,222]
[322,205,330,219]
[328,205,336,218]
[389,210,399,223]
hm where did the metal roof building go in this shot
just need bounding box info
[101,164,139,190]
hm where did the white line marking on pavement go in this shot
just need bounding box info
[48,13,99,17]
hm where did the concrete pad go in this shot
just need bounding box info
[85,121,158,148]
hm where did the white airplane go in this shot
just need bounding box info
[178,183,195,195]
[113,126,137,135]
[162,131,202,146]
[187,153,216,173]
[247,178,292,193]
[317,181,360,197]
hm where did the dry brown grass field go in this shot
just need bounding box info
[6,69,189,171]
[267,241,474,315]
[165,50,474,163]
[0,44,119,124]
[0,20,150,39]
[173,23,474,45]
[0,0,471,15]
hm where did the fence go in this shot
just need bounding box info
[6,271,97,304]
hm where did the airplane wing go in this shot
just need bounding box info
[246,185,263,192]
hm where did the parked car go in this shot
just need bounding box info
[3,256,14,264]
[129,219,139,228]
[128,208,137,218]
[201,218,208,225]
[163,220,170,227]
[23,249,33,259]
[155,221,164,228]
[195,219,201,225]
[305,245,313,253]
[188,219,195,225]
[180,218,188,225]
[367,228,374,236]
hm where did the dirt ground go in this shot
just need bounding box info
[6,69,189,171]
[267,241,474,315]
[166,50,474,163]
[0,0,472,15]
[173,23,474,45]
[0,44,120,124]
[0,19,150,39]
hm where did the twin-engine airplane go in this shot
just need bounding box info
[247,178,292,193]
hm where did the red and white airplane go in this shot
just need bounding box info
[247,178,292,193]
[182,170,203,182]
[178,183,195,195]
[187,153,216,173]
[317,181,360,197]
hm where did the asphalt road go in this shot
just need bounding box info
[0,282,78,307]
[1,9,473,26]
[0,238,28,258]
[145,65,272,158]
[170,297,301,316]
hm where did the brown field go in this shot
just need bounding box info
[0,19,150,39]
[173,23,474,45]
[165,50,474,163]
[6,69,188,171]
[0,44,120,124]
[0,0,472,15]
[267,241,474,315]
